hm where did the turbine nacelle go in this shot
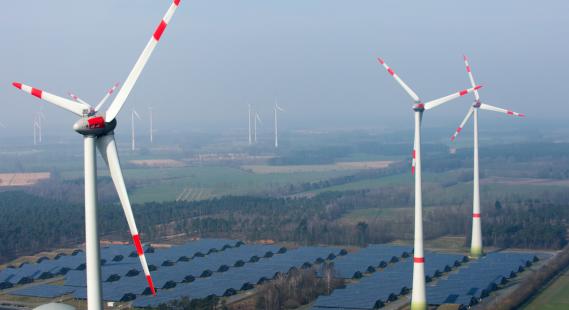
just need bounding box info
[413,103,425,111]
[73,116,116,137]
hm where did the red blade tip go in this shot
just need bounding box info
[463,55,468,61]
[474,85,482,90]
[174,0,181,6]
[377,57,385,65]
[12,82,22,89]
[146,275,156,296]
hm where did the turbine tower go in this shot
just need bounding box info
[450,55,524,258]
[37,112,45,144]
[377,57,480,310]
[12,1,181,308]
[131,109,141,151]
[33,117,38,145]
[254,112,261,144]
[248,104,252,145]
[274,99,284,148]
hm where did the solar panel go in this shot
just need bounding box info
[313,251,465,309]
[9,284,75,298]
[132,246,343,307]
[320,244,412,279]
[426,252,543,306]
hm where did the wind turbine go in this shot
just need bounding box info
[254,112,261,144]
[12,0,181,307]
[274,99,284,148]
[248,104,252,145]
[131,108,141,151]
[377,57,481,310]
[37,111,45,144]
[450,55,524,258]
[33,117,38,145]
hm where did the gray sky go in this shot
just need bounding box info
[1,0,568,139]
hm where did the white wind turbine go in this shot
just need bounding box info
[12,0,181,307]
[377,57,481,310]
[450,55,524,258]
[248,104,252,145]
[131,108,141,151]
[33,116,38,145]
[254,112,261,144]
[274,99,284,148]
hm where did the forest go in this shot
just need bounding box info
[1,183,568,263]
[1,142,568,263]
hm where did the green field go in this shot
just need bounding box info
[525,268,569,310]
[342,207,405,223]
[116,165,361,204]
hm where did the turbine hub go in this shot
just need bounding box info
[73,116,116,136]
[413,103,425,111]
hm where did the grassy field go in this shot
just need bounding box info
[525,267,569,310]
[242,160,393,174]
[122,165,361,204]
[342,207,405,223]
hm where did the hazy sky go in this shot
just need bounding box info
[1,0,568,139]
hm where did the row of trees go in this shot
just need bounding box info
[3,181,568,263]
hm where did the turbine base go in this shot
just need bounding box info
[470,246,484,258]
[411,301,427,310]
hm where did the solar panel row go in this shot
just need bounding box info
[1,239,239,291]
[313,252,466,309]
[132,246,344,307]
[71,243,286,301]
[426,252,540,307]
[321,244,412,279]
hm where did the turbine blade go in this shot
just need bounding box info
[105,0,181,121]
[479,103,525,117]
[377,57,421,103]
[96,134,156,296]
[424,85,482,110]
[68,92,90,106]
[12,82,91,116]
[276,104,284,112]
[95,82,120,112]
[133,109,142,120]
[451,107,475,142]
[256,113,262,123]
[463,55,480,101]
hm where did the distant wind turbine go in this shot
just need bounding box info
[248,104,252,145]
[131,109,141,151]
[254,112,261,144]
[450,55,524,258]
[377,56,480,310]
[33,117,38,145]
[274,100,284,148]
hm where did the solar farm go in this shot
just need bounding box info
[0,239,548,309]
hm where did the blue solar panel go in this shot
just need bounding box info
[426,252,542,306]
[313,251,465,309]
[320,244,412,279]
[10,284,76,298]
[132,246,343,307]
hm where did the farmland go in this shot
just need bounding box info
[525,267,569,310]
[0,172,50,187]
